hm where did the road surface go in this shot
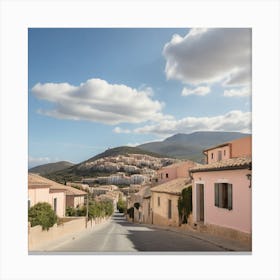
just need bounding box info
[46,212,226,252]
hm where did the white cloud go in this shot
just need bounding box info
[32,78,165,125]
[181,86,210,96]
[163,28,251,98]
[126,142,140,147]
[113,127,131,134]
[129,110,251,136]
[224,87,251,97]
[28,156,51,168]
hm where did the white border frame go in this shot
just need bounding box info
[1,1,280,280]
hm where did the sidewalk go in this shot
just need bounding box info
[144,223,252,252]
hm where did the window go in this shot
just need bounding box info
[157,196,160,207]
[168,199,172,219]
[224,150,226,156]
[218,150,222,161]
[28,199,31,209]
[211,153,214,159]
[166,173,169,178]
[54,198,57,213]
[214,183,232,210]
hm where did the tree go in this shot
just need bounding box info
[178,185,192,224]
[117,198,127,213]
[28,202,58,230]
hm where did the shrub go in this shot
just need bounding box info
[28,202,58,230]
[178,185,192,224]
[66,206,76,216]
[127,207,134,219]
[117,198,126,213]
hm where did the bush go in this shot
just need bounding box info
[66,206,76,216]
[117,198,126,213]
[178,185,192,224]
[28,202,58,230]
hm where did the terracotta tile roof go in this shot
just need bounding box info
[151,178,191,195]
[28,173,87,196]
[190,156,252,173]
[161,160,196,170]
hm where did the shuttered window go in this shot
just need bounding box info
[214,183,232,210]
[215,183,219,206]
[168,199,172,219]
[54,198,57,213]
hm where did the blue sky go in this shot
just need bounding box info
[28,28,251,167]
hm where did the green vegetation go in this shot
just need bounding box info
[85,146,167,162]
[117,198,127,213]
[88,200,114,218]
[66,200,114,219]
[178,185,192,224]
[28,161,74,175]
[28,202,58,230]
[127,207,134,219]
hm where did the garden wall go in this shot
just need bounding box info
[28,216,109,251]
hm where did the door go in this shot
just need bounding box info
[196,184,204,222]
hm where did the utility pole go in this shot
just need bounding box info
[85,193,89,228]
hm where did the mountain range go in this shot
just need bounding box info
[28,161,74,175]
[29,131,250,181]
[138,131,249,161]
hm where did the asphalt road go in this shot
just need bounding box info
[47,212,225,252]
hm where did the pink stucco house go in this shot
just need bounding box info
[190,136,252,243]
[156,160,197,185]
[28,173,87,217]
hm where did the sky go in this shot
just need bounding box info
[28,28,252,168]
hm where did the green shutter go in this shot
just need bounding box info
[214,183,219,207]
[228,184,233,210]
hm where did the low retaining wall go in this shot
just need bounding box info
[28,216,109,251]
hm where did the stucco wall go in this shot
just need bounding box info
[151,192,180,226]
[176,161,196,177]
[49,191,66,217]
[157,161,195,184]
[28,216,109,251]
[28,188,50,207]
[192,169,252,233]
[157,167,177,184]
[231,136,252,158]
[206,145,231,164]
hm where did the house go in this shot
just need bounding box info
[28,173,66,217]
[28,173,88,217]
[151,178,191,227]
[189,136,252,242]
[156,160,197,185]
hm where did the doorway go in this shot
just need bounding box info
[196,184,204,222]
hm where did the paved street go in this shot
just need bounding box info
[45,212,227,252]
